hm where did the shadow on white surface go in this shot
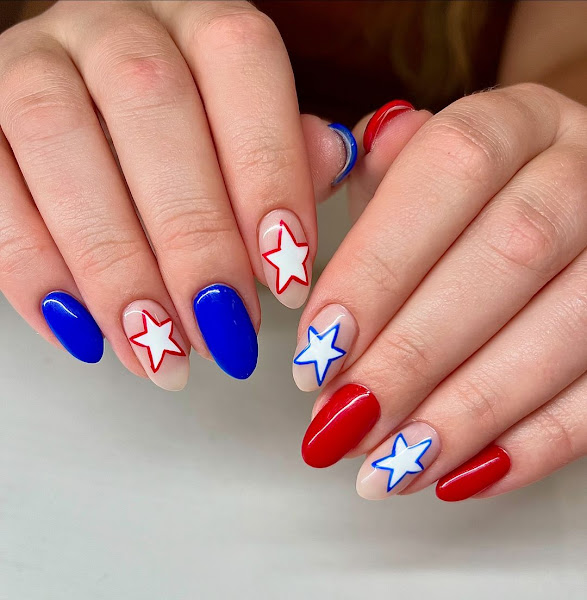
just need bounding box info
[1,200,585,599]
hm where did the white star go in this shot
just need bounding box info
[372,434,432,492]
[294,324,346,386]
[129,311,186,373]
[262,220,309,294]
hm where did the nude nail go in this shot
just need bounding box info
[293,304,357,391]
[356,422,441,500]
[123,300,189,391]
[259,209,311,309]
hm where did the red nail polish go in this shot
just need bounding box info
[363,100,415,153]
[436,445,511,502]
[302,383,380,468]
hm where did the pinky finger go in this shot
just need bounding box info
[436,372,587,502]
[0,130,105,365]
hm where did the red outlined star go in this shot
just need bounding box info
[129,310,186,373]
[262,220,310,294]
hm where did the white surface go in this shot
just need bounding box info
[1,199,586,599]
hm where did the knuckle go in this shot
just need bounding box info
[0,49,88,141]
[533,405,579,463]
[425,111,506,185]
[452,374,505,433]
[0,223,42,278]
[198,9,280,53]
[92,21,190,109]
[351,245,402,298]
[483,200,559,274]
[151,198,235,257]
[73,225,143,279]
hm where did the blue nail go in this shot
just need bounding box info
[193,284,258,380]
[41,291,104,363]
[328,123,358,186]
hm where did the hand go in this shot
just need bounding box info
[0,1,355,389]
[294,84,587,501]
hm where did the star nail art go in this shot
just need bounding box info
[294,324,346,386]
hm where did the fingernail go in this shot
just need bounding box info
[302,383,380,468]
[259,209,311,309]
[123,300,189,391]
[436,444,511,502]
[356,422,440,500]
[193,284,257,379]
[363,99,415,153]
[41,291,104,363]
[293,304,357,391]
[328,123,357,185]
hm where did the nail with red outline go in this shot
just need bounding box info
[259,209,311,309]
[123,300,189,391]
[302,383,380,468]
[436,444,511,502]
[363,100,415,153]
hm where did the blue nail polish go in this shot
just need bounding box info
[329,123,358,186]
[41,291,104,363]
[193,284,258,380]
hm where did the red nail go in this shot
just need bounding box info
[363,100,415,153]
[302,383,380,468]
[436,445,511,502]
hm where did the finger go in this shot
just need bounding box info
[0,27,190,389]
[348,101,431,222]
[437,371,587,502]
[300,115,357,202]
[295,84,575,394]
[355,250,587,499]
[154,1,316,308]
[54,3,258,379]
[0,129,105,363]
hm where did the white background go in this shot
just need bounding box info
[1,198,585,599]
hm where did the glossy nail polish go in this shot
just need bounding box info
[259,209,311,309]
[123,300,189,391]
[357,422,440,500]
[436,445,511,502]
[193,284,257,380]
[363,100,415,153]
[302,383,380,468]
[293,304,357,392]
[41,291,104,363]
[328,123,358,185]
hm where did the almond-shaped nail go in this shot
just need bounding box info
[259,209,311,309]
[293,304,357,391]
[356,422,440,500]
[363,99,415,153]
[123,300,189,391]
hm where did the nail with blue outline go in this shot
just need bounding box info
[356,422,441,500]
[193,284,257,379]
[293,304,358,391]
[328,123,357,186]
[41,291,104,363]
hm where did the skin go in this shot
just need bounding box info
[299,1,587,499]
[0,1,585,499]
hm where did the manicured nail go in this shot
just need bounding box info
[328,123,358,185]
[193,284,257,380]
[436,444,511,502]
[302,383,380,468]
[356,422,440,500]
[41,291,104,363]
[293,304,357,392]
[123,300,189,391]
[363,99,415,153]
[259,209,311,309]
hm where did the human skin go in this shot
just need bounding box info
[296,0,587,501]
[0,1,352,389]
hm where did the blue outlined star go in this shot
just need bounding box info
[293,323,346,386]
[372,434,432,492]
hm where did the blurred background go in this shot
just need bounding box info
[1,193,586,599]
